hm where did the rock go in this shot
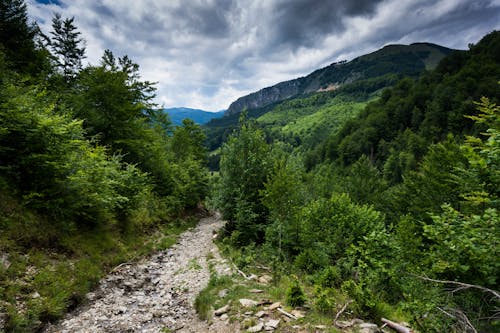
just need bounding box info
[249,289,264,293]
[86,292,97,301]
[358,322,379,333]
[0,253,10,269]
[248,274,258,280]
[32,291,40,299]
[239,298,258,307]
[247,322,264,332]
[220,313,229,321]
[218,289,228,298]
[291,309,305,318]
[268,302,281,310]
[335,320,354,328]
[114,306,127,315]
[214,304,230,316]
[255,310,267,318]
[315,325,327,329]
[265,319,280,329]
[258,275,272,284]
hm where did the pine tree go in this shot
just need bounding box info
[50,13,85,79]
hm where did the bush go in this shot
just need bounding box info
[286,277,306,307]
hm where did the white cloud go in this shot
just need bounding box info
[27,0,500,111]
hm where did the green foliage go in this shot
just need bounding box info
[297,193,385,265]
[207,32,500,332]
[50,13,85,79]
[286,277,306,307]
[262,152,305,258]
[213,116,271,244]
[0,0,50,75]
[0,5,210,331]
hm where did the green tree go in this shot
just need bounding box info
[0,0,49,75]
[215,116,271,244]
[50,13,85,79]
[262,151,305,258]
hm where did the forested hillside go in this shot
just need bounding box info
[205,43,453,164]
[210,31,500,332]
[0,1,208,331]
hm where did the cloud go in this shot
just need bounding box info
[28,0,500,111]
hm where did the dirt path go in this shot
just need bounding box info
[44,213,238,333]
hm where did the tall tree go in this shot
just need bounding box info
[215,115,271,244]
[50,13,85,79]
[0,0,48,74]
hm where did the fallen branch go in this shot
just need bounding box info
[229,258,248,279]
[277,307,297,320]
[381,318,412,333]
[254,264,271,271]
[437,307,478,333]
[334,299,353,326]
[413,274,500,300]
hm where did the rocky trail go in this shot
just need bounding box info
[44,213,239,333]
[42,213,404,333]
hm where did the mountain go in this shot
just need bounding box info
[225,42,454,115]
[163,107,224,125]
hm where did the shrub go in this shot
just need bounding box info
[286,277,306,307]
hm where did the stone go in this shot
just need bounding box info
[358,322,379,333]
[265,319,280,329]
[255,310,267,318]
[258,275,272,284]
[291,309,305,318]
[247,322,264,332]
[268,302,281,310]
[249,289,264,293]
[247,274,258,280]
[220,313,229,321]
[218,289,228,298]
[214,304,229,316]
[315,325,327,329]
[32,291,40,299]
[86,292,97,301]
[335,320,353,328]
[0,254,10,269]
[239,298,258,307]
[114,306,127,315]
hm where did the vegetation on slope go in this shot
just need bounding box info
[210,31,500,332]
[0,1,208,331]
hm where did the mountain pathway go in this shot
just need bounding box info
[44,213,239,333]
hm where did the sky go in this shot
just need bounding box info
[27,0,500,111]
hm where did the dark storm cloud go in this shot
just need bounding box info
[27,0,500,110]
[171,0,235,38]
[269,0,385,47]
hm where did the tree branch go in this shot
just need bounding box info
[413,274,500,299]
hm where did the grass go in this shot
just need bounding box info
[257,93,373,150]
[194,273,234,320]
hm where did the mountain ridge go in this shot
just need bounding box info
[225,42,455,115]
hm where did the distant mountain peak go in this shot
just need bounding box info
[163,107,224,125]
